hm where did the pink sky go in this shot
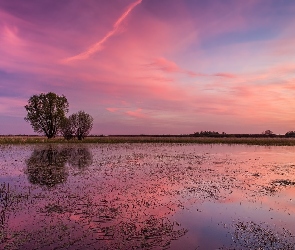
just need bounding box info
[1,0,295,135]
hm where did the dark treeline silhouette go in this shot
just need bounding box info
[105,131,295,138]
[285,131,295,137]
[2,133,295,138]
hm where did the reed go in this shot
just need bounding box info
[1,136,295,145]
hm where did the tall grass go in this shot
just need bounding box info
[1,136,295,145]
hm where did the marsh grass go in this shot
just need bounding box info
[1,136,295,145]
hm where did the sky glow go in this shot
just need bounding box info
[1,0,295,135]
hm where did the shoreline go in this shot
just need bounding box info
[1,136,295,146]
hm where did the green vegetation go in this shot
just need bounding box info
[60,111,93,140]
[1,136,295,145]
[24,92,93,140]
[24,92,69,139]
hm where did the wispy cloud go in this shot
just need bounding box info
[106,107,119,113]
[64,0,142,62]
[150,57,238,78]
[126,108,148,119]
[213,73,237,78]
[2,0,295,135]
[150,57,205,77]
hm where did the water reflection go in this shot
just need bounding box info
[230,220,295,249]
[91,216,187,249]
[0,183,9,243]
[26,146,69,188]
[67,147,93,170]
[25,145,93,188]
[2,144,295,248]
[0,183,30,246]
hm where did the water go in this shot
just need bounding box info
[1,143,295,249]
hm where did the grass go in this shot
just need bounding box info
[1,136,295,146]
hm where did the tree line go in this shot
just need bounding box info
[24,92,93,140]
[192,130,295,138]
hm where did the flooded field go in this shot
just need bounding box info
[1,143,295,249]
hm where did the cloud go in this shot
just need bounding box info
[64,0,142,62]
[106,107,119,113]
[0,97,26,117]
[149,58,238,79]
[149,57,205,77]
[126,108,148,119]
[213,73,237,78]
[2,0,295,135]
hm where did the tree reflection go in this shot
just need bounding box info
[67,147,93,170]
[25,146,93,188]
[26,146,69,188]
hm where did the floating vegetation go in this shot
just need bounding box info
[1,143,295,248]
[0,183,10,245]
[89,217,187,249]
[260,179,295,195]
[229,221,295,249]
[271,179,295,187]
[0,183,30,247]
[41,203,66,214]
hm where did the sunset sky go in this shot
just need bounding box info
[1,0,295,135]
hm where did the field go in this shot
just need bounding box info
[1,135,295,145]
[1,143,295,249]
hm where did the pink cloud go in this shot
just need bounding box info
[126,109,148,119]
[1,1,295,135]
[149,58,239,79]
[149,57,207,78]
[64,0,142,62]
[0,97,27,117]
[213,73,237,78]
[152,57,180,73]
[106,108,119,113]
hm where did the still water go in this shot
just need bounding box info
[1,143,295,249]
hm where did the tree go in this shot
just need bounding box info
[70,111,93,140]
[285,131,295,137]
[262,130,274,136]
[24,92,69,138]
[60,117,75,140]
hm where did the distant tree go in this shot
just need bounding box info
[24,92,69,138]
[262,130,274,136]
[285,131,295,137]
[70,111,93,140]
[200,131,219,136]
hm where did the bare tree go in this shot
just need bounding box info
[24,92,69,138]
